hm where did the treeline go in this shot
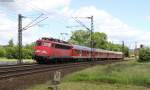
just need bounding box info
[0,30,130,59]
[69,30,129,57]
[0,39,34,59]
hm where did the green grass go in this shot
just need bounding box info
[28,60,150,90]
[0,58,17,61]
[28,81,150,90]
[63,60,150,87]
[0,58,33,62]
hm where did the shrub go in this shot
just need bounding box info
[22,48,32,59]
[5,46,18,59]
[0,47,6,57]
[138,47,150,62]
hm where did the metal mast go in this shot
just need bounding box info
[90,16,94,62]
[18,14,23,64]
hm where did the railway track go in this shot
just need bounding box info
[0,60,122,90]
[0,60,119,80]
[0,62,92,80]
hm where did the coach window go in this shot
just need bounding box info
[55,44,61,49]
[75,50,80,54]
[51,44,54,48]
[55,44,71,49]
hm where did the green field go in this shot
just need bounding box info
[29,60,150,90]
[0,58,33,62]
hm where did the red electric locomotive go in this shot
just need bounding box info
[33,37,123,64]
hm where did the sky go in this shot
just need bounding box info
[0,0,150,48]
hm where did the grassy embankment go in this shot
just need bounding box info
[29,60,150,90]
[0,58,33,62]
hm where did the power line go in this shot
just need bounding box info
[22,13,44,30]
[23,17,48,30]
[17,14,48,64]
[72,17,90,31]
[71,16,94,63]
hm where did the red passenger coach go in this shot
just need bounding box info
[33,37,123,64]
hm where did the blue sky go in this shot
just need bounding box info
[71,0,150,31]
[0,0,150,48]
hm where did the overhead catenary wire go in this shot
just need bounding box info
[72,17,90,31]
[23,17,48,31]
[22,13,44,30]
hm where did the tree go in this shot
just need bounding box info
[0,46,6,57]
[5,46,18,59]
[8,39,14,47]
[93,32,107,49]
[68,30,108,49]
[69,30,90,46]
[138,47,150,62]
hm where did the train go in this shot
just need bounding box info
[32,37,123,64]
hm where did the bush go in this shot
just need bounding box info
[5,46,18,59]
[22,48,32,59]
[0,47,6,57]
[138,47,150,62]
[5,46,33,59]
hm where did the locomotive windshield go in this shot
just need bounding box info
[36,41,42,46]
[43,42,51,47]
[36,41,52,47]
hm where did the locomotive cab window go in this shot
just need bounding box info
[43,42,51,47]
[36,41,42,46]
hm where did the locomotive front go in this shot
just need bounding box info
[33,39,52,64]
[33,38,73,64]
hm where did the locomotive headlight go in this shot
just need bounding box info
[42,50,47,54]
[35,50,47,54]
[35,50,41,53]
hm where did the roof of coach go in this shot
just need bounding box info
[73,45,123,54]
[72,45,91,51]
[73,45,109,53]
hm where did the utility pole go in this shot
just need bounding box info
[134,42,137,60]
[17,14,48,64]
[18,14,23,64]
[72,16,94,63]
[60,33,68,41]
[122,41,125,60]
[90,16,94,63]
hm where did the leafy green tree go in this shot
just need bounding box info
[5,46,18,59]
[92,32,107,49]
[23,43,35,59]
[138,47,150,62]
[0,46,6,57]
[124,46,129,57]
[69,30,90,46]
[69,30,108,49]
[8,39,14,47]
[22,48,32,59]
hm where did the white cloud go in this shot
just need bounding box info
[0,12,17,45]
[0,0,71,45]
[146,16,150,20]
[0,0,71,14]
[66,6,150,48]
[1,1,150,49]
